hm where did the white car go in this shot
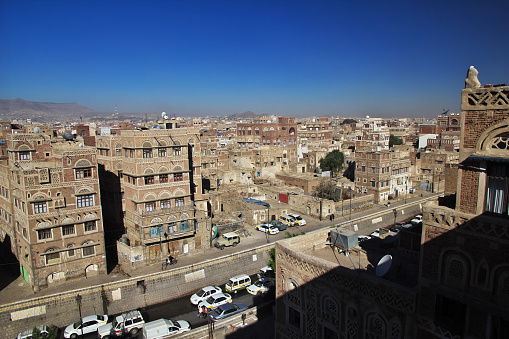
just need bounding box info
[18,326,49,339]
[370,229,380,238]
[411,215,423,224]
[255,224,279,234]
[358,235,371,244]
[190,286,222,305]
[64,315,108,338]
[197,292,232,310]
[247,278,274,295]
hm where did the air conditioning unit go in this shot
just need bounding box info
[330,228,358,250]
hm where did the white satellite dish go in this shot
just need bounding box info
[161,112,166,117]
[34,126,40,133]
[375,254,392,277]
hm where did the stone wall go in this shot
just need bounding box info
[0,244,273,338]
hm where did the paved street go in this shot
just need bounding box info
[0,190,437,306]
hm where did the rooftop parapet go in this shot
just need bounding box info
[461,66,509,111]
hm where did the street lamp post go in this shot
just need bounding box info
[349,187,352,220]
[75,294,83,339]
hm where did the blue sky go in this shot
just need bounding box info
[1,0,508,118]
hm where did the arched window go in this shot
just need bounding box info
[443,253,469,289]
[365,312,386,339]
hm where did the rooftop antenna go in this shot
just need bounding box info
[145,113,148,124]
[375,254,392,277]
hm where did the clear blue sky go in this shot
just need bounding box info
[1,0,508,118]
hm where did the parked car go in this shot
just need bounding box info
[190,286,222,305]
[64,315,108,338]
[98,310,144,338]
[197,292,232,310]
[269,220,286,231]
[279,215,297,227]
[370,229,380,238]
[288,213,306,226]
[358,235,371,244]
[255,224,279,234]
[17,326,49,339]
[411,215,423,224]
[390,222,406,233]
[247,278,274,295]
[257,266,275,279]
[142,318,190,339]
[208,302,249,322]
[225,274,252,293]
[214,232,240,250]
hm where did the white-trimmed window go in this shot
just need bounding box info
[82,246,95,256]
[84,221,97,232]
[33,201,47,214]
[145,202,156,211]
[75,168,92,179]
[45,251,60,265]
[62,225,75,236]
[77,194,94,208]
[38,229,52,240]
[19,151,30,160]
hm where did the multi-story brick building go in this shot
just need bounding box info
[416,67,509,338]
[355,118,390,151]
[7,133,106,291]
[97,124,210,267]
[418,149,459,193]
[236,117,298,167]
[355,150,392,202]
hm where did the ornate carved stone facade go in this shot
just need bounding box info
[417,68,509,338]
[96,126,210,266]
[6,133,106,291]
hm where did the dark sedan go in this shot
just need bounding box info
[269,220,287,231]
[208,302,248,322]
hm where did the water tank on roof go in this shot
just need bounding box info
[330,229,358,250]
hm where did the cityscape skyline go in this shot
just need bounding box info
[1,0,508,118]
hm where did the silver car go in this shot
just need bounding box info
[208,302,248,321]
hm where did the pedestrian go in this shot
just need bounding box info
[198,305,207,319]
[387,202,391,208]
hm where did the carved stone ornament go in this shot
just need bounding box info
[465,66,481,89]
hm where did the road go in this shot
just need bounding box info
[59,274,269,338]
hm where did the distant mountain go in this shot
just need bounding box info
[0,98,98,122]
[228,111,259,119]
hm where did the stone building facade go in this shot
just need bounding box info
[7,133,106,291]
[416,68,509,338]
[97,126,210,266]
[355,150,392,202]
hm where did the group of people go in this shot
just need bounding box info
[198,305,208,318]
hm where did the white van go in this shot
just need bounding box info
[279,215,296,227]
[288,213,306,226]
[142,319,190,339]
[225,274,251,293]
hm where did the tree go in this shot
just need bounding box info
[314,179,337,201]
[340,118,357,125]
[389,134,404,147]
[267,247,276,271]
[319,150,344,177]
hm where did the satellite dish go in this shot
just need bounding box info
[63,133,74,140]
[34,127,40,133]
[375,255,392,277]
[366,115,370,119]
[161,112,166,117]
[78,143,83,148]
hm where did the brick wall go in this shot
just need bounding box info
[462,110,508,149]
[458,160,480,214]
[0,245,272,338]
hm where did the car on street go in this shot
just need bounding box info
[370,229,381,238]
[247,278,274,295]
[257,266,275,279]
[190,286,222,305]
[288,213,306,226]
[64,315,108,338]
[142,318,190,338]
[197,292,232,310]
[390,222,406,233]
[269,220,287,231]
[255,224,279,234]
[358,235,371,244]
[411,215,423,224]
[208,302,249,322]
[17,326,50,339]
